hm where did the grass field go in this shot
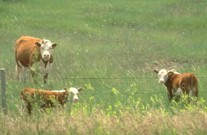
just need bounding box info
[0,0,207,134]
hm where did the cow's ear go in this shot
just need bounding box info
[168,71,174,76]
[64,88,70,93]
[52,43,57,48]
[77,87,83,92]
[35,42,41,47]
[154,69,159,74]
[169,69,176,72]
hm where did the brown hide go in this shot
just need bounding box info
[21,88,69,115]
[15,36,42,67]
[164,72,198,101]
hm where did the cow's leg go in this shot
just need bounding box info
[167,88,173,101]
[194,89,198,98]
[26,102,32,115]
[186,90,191,102]
[30,62,41,84]
[174,88,183,102]
[30,70,37,84]
[168,93,173,101]
[191,86,198,98]
[181,83,192,103]
[43,73,48,84]
[21,67,28,82]
[189,87,198,102]
[15,65,22,79]
[16,65,27,82]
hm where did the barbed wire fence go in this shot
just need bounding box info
[0,68,7,115]
[1,69,207,113]
[41,76,207,95]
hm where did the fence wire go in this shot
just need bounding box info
[4,75,207,95]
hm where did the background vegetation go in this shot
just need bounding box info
[0,0,207,134]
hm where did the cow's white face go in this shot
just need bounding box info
[35,39,57,61]
[69,87,82,102]
[154,69,169,84]
[52,87,82,102]
[154,69,180,84]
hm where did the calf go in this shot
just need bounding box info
[15,36,57,84]
[20,87,82,115]
[154,69,198,102]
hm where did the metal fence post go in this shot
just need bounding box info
[0,68,7,114]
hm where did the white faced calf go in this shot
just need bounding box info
[21,87,82,115]
[154,69,198,102]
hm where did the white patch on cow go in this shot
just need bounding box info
[51,89,66,93]
[173,88,183,96]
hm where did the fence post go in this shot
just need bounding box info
[0,68,7,115]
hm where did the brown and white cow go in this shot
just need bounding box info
[154,69,198,102]
[15,36,57,84]
[20,87,82,115]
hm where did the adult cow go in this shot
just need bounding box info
[21,87,82,115]
[154,69,198,102]
[15,36,57,84]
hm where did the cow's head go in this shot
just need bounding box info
[154,69,179,84]
[35,39,57,61]
[65,87,83,102]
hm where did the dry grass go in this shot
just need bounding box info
[0,107,207,135]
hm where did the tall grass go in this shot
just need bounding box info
[1,97,207,135]
[1,0,207,134]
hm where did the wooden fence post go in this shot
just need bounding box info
[0,68,7,114]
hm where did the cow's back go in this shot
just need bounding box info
[179,73,198,89]
[169,73,198,95]
[15,36,42,67]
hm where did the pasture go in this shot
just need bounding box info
[0,0,207,134]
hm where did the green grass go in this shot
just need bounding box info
[1,0,207,134]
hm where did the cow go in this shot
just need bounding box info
[20,87,82,115]
[154,69,198,102]
[15,36,57,84]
